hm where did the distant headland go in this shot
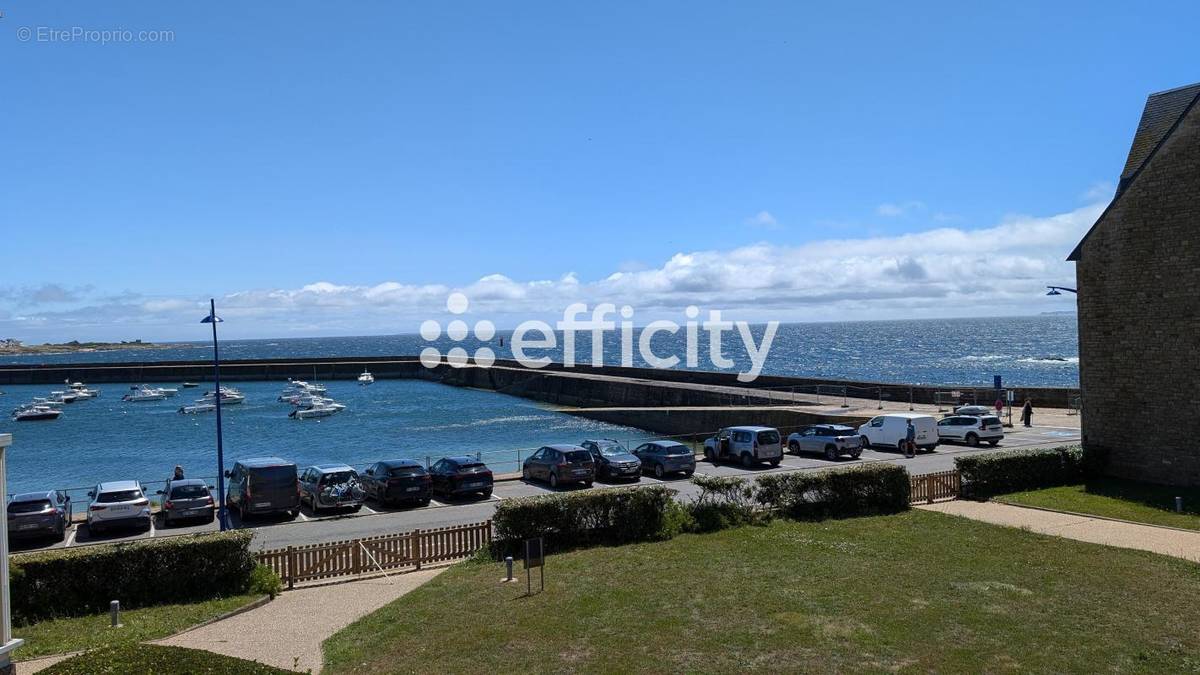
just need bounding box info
[0,338,174,355]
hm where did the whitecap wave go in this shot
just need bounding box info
[1017,357,1080,365]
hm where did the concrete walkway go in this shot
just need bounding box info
[919,500,1200,562]
[154,568,444,673]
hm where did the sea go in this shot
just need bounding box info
[0,315,1078,498]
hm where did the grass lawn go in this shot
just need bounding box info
[41,644,297,674]
[325,510,1200,673]
[15,594,261,661]
[999,477,1200,531]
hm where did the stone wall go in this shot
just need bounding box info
[1077,103,1200,486]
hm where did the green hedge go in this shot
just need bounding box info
[10,531,256,625]
[687,474,765,532]
[755,464,911,519]
[492,486,677,556]
[42,644,296,674]
[955,445,1085,498]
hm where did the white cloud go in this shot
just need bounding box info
[876,200,926,217]
[744,210,780,229]
[0,202,1099,340]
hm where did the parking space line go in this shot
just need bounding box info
[295,511,310,522]
[148,520,156,537]
[359,504,378,515]
[63,527,77,548]
[428,499,449,508]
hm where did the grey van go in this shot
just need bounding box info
[225,457,300,519]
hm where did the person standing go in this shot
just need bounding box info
[1021,399,1033,427]
[904,420,917,458]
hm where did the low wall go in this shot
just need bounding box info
[564,407,874,437]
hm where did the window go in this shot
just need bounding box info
[10,500,52,514]
[251,466,296,488]
[757,430,780,444]
[566,450,591,462]
[319,471,355,485]
[389,466,422,478]
[431,460,448,473]
[802,428,816,437]
[170,485,208,499]
[97,490,142,503]
[870,418,884,427]
[733,431,751,443]
[530,448,546,461]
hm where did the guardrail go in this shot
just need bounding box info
[910,470,960,504]
[256,520,492,588]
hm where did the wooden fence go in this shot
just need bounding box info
[256,520,492,589]
[909,470,961,504]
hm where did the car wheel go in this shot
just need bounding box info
[824,445,838,461]
[481,489,493,499]
[351,505,362,513]
[583,482,593,489]
[741,453,754,468]
[769,458,781,468]
[684,470,695,477]
[288,509,299,520]
[988,440,1000,446]
[206,512,216,524]
[788,440,800,455]
[56,522,66,541]
[420,497,432,506]
[860,435,871,449]
[966,433,980,447]
[851,448,863,459]
[549,472,559,488]
[655,464,665,479]
[704,448,716,463]
[522,466,531,481]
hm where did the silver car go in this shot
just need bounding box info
[786,424,863,460]
[8,491,72,541]
[87,480,152,533]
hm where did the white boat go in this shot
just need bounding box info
[65,380,101,398]
[123,386,167,402]
[13,404,62,421]
[284,379,326,394]
[156,387,179,397]
[357,369,375,385]
[179,402,217,414]
[288,400,345,419]
[31,397,64,408]
[181,382,199,389]
[48,391,79,404]
[198,388,245,405]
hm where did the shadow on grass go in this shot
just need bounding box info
[1082,477,1200,517]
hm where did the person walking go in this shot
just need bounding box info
[1021,399,1034,427]
[904,420,917,458]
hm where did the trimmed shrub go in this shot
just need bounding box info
[956,445,1084,499]
[687,475,764,532]
[10,531,256,625]
[755,464,910,520]
[492,486,677,556]
[248,563,283,599]
[42,644,295,674]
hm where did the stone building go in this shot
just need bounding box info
[1069,82,1200,486]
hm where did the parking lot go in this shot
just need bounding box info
[8,424,1081,554]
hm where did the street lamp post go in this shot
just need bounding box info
[201,300,230,531]
[1045,286,1078,296]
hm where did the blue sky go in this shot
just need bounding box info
[2,1,1198,340]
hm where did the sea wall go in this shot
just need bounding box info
[563,406,874,438]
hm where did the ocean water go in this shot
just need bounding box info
[0,379,651,499]
[2,315,1080,387]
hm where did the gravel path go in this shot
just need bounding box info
[919,500,1200,562]
[154,568,444,673]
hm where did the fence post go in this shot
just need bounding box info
[286,546,295,590]
[926,475,934,505]
[909,387,914,411]
[841,386,849,408]
[878,387,883,410]
[413,529,422,570]
[352,539,362,576]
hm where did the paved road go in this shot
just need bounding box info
[8,425,1080,554]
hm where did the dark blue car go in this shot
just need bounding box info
[580,439,641,482]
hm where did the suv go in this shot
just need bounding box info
[225,457,300,519]
[362,459,432,506]
[704,426,783,467]
[522,445,595,488]
[937,415,1004,447]
[580,439,641,482]
[429,457,494,499]
[787,425,864,460]
[157,479,216,526]
[87,481,152,534]
[632,441,696,478]
[299,464,364,513]
[8,491,71,541]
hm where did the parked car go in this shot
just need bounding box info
[225,457,300,519]
[952,405,994,417]
[157,479,215,526]
[857,413,939,452]
[8,490,71,541]
[86,480,151,534]
[361,459,432,506]
[632,440,696,478]
[299,464,364,513]
[522,445,595,488]
[580,439,640,482]
[429,456,494,499]
[937,415,1004,446]
[787,424,864,460]
[703,426,784,467]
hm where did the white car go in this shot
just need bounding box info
[86,480,152,534]
[858,413,939,452]
[937,415,1004,447]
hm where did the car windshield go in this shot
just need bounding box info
[97,490,142,503]
[663,446,690,456]
[388,466,422,477]
[757,431,780,444]
[250,466,296,488]
[10,499,51,514]
[565,450,592,463]
[170,485,208,499]
[598,445,628,457]
[457,462,487,472]
[319,471,355,485]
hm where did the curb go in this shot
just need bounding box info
[153,594,273,641]
[990,499,1200,535]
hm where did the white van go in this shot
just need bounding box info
[858,413,939,452]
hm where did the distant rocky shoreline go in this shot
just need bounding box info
[0,339,175,355]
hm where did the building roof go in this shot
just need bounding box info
[1069,83,1200,261]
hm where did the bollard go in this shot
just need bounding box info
[110,600,121,628]
[1176,496,1184,514]
[505,556,514,581]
